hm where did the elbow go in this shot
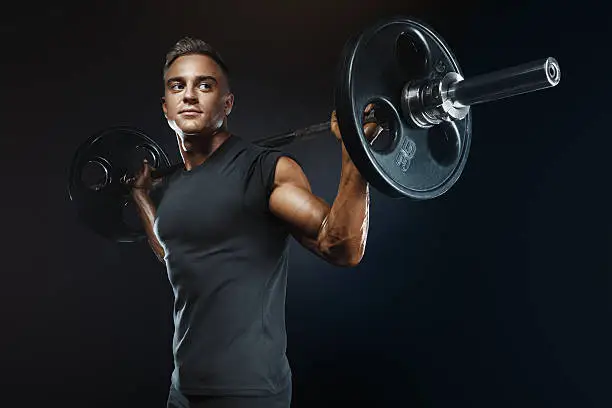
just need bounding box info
[318,240,365,268]
[316,217,368,268]
[336,254,363,268]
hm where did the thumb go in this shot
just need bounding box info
[142,159,151,174]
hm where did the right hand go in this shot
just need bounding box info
[330,104,383,144]
[121,159,158,195]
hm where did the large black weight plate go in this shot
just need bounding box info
[68,127,171,242]
[335,17,472,199]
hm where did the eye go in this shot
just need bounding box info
[170,83,183,91]
[199,82,212,90]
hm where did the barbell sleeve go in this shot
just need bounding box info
[403,56,561,127]
[447,57,561,107]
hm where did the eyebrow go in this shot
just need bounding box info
[166,75,219,86]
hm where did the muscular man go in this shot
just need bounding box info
[127,37,379,408]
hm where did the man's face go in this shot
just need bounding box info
[162,54,234,138]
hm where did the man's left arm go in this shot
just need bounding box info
[269,111,379,267]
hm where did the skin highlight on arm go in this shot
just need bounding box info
[269,115,379,267]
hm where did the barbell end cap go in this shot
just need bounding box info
[545,57,561,87]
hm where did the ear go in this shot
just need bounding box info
[224,93,235,116]
[161,96,168,118]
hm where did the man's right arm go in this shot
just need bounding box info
[124,159,166,263]
[132,190,166,263]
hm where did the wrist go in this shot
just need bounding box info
[340,143,359,168]
[340,149,368,185]
[131,188,151,201]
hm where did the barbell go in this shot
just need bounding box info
[68,16,561,243]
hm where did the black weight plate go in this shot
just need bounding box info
[68,127,171,242]
[335,17,472,199]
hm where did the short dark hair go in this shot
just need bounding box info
[163,37,230,86]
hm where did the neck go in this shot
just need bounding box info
[177,126,231,171]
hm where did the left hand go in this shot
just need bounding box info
[330,104,381,144]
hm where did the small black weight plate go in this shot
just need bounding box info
[68,127,171,242]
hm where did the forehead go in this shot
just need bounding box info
[165,54,223,79]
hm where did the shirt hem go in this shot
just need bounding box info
[175,372,292,397]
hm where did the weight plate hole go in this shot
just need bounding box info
[396,30,429,80]
[364,100,400,154]
[80,159,110,191]
[427,124,460,167]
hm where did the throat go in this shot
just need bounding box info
[179,131,232,171]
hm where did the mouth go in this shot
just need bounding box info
[179,109,202,116]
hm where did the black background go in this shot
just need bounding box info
[1,1,610,407]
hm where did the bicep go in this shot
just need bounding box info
[268,157,330,249]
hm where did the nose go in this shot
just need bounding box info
[183,85,198,103]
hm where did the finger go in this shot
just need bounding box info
[371,126,384,143]
[364,103,375,115]
[142,159,151,176]
[363,122,378,133]
[363,122,381,142]
[142,160,156,172]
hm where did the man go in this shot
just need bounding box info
[126,37,379,408]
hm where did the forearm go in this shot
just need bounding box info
[132,191,166,263]
[317,144,370,267]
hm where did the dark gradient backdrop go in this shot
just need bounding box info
[1,1,610,407]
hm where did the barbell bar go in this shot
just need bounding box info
[253,57,560,148]
[68,16,562,242]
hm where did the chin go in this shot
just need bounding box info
[169,119,205,136]
[180,125,206,136]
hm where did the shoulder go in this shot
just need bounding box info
[269,155,312,199]
[273,155,307,187]
[235,135,298,171]
[232,134,308,188]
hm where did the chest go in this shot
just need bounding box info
[155,168,258,245]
